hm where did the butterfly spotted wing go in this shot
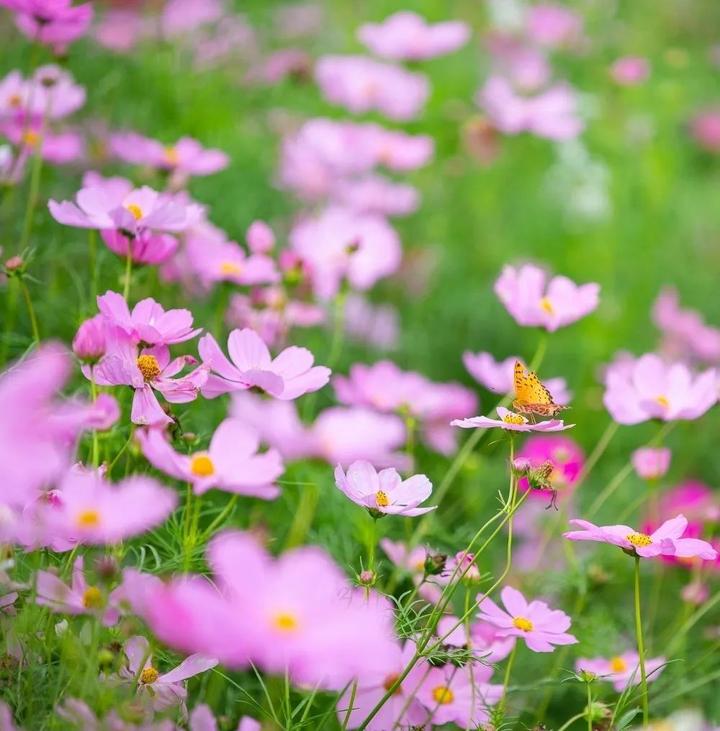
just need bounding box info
[512,361,566,417]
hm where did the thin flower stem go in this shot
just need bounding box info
[203,494,239,539]
[18,277,40,343]
[340,681,358,731]
[367,515,378,572]
[574,420,618,489]
[88,229,98,304]
[586,681,593,731]
[19,135,44,254]
[123,250,133,301]
[500,642,518,716]
[556,712,586,731]
[90,378,100,468]
[634,556,649,727]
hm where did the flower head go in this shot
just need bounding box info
[8,0,93,53]
[452,406,573,433]
[516,435,584,499]
[610,56,650,86]
[631,447,671,481]
[576,652,665,692]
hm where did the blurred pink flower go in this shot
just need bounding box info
[333,174,419,217]
[379,538,445,603]
[494,264,599,330]
[576,652,665,691]
[681,580,710,605]
[343,294,399,351]
[602,353,717,424]
[631,447,671,481]
[358,11,470,61]
[437,615,515,663]
[160,0,222,38]
[485,34,551,91]
[564,515,718,560]
[0,66,85,120]
[610,56,650,86]
[463,351,570,403]
[6,0,93,52]
[121,635,217,711]
[315,55,429,121]
[452,406,573,433]
[199,328,330,400]
[246,220,274,254]
[690,108,720,153]
[478,76,584,141]
[137,419,283,499]
[658,481,720,524]
[1,121,84,164]
[477,586,577,652]
[289,206,402,301]
[334,460,435,517]
[516,435,584,498]
[189,705,261,731]
[94,8,145,53]
[525,4,583,49]
[414,663,503,727]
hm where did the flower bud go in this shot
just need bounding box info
[631,447,671,481]
[246,220,275,254]
[511,457,532,475]
[72,315,107,363]
[358,570,375,586]
[682,580,709,605]
[4,255,24,273]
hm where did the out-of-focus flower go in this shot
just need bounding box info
[682,580,709,605]
[189,705,261,731]
[93,7,145,53]
[576,652,665,691]
[358,11,470,61]
[137,419,283,499]
[516,435,583,499]
[379,538,445,604]
[689,108,720,153]
[246,220,275,254]
[333,174,419,217]
[602,353,717,424]
[610,56,650,86]
[0,66,85,120]
[1,121,84,164]
[334,461,435,517]
[631,447,671,481]
[476,586,578,652]
[315,55,429,121]
[494,263,600,330]
[72,314,107,363]
[478,76,584,141]
[658,481,720,524]
[452,406,573,433]
[564,515,718,560]
[160,0,222,38]
[199,328,330,400]
[120,635,217,711]
[5,0,93,53]
[525,4,583,49]
[485,34,551,91]
[343,295,399,351]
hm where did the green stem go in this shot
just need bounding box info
[88,229,98,305]
[634,556,649,727]
[586,681,593,731]
[90,378,100,468]
[203,494,239,539]
[557,712,586,731]
[18,277,40,343]
[283,479,319,549]
[19,137,44,254]
[122,249,133,301]
[500,642,518,716]
[575,420,618,489]
[367,515,377,572]
[1,279,20,364]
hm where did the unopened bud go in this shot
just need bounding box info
[4,256,24,273]
[358,570,375,586]
[424,552,447,576]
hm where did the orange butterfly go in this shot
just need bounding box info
[512,361,567,418]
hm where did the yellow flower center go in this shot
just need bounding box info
[136,354,161,381]
[220,261,243,276]
[513,616,534,632]
[610,656,627,673]
[8,93,22,108]
[125,203,144,221]
[432,686,454,705]
[164,146,179,166]
[540,297,555,315]
[82,586,104,609]
[626,532,652,548]
[190,453,215,477]
[22,130,40,148]
[502,411,527,425]
[655,395,670,408]
[76,509,101,528]
[140,667,159,685]
[375,490,390,508]
[272,612,299,632]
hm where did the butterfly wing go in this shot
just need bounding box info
[513,361,564,416]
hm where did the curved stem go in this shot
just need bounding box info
[557,712,586,731]
[634,556,649,727]
[18,277,40,343]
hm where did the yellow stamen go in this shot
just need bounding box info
[8,93,22,108]
[125,203,143,221]
[163,146,179,166]
[655,395,670,409]
[22,130,40,148]
[540,297,555,315]
[82,586,104,610]
[610,656,627,673]
[432,686,454,705]
[627,532,653,548]
[272,612,299,632]
[76,509,101,528]
[502,411,527,425]
[375,491,390,508]
[513,616,534,632]
[220,261,243,276]
[140,667,159,684]
[136,354,161,381]
[190,454,215,477]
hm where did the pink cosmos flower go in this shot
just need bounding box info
[602,353,717,424]
[576,652,665,692]
[632,447,671,481]
[289,206,402,301]
[97,290,200,347]
[334,461,435,517]
[189,705,261,731]
[610,56,650,86]
[563,515,718,560]
[476,586,578,653]
[452,406,573,433]
[414,662,503,728]
[199,328,330,400]
[0,66,85,120]
[41,469,176,545]
[93,7,145,53]
[463,351,570,403]
[379,538,445,604]
[315,55,430,121]
[336,641,427,731]
[1,120,84,164]
[246,220,274,254]
[478,76,584,141]
[94,332,207,426]
[333,174,420,217]
[658,481,720,524]
[344,294,399,351]
[121,635,217,711]
[72,314,107,362]
[55,697,176,731]
[494,264,600,330]
[357,11,470,61]
[137,419,283,499]
[436,615,515,663]
[110,131,229,179]
[160,0,222,38]
[525,4,583,49]
[485,33,551,92]
[5,0,93,53]
[516,435,584,499]
[689,108,720,153]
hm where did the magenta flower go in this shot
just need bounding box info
[344,294,399,351]
[414,663,503,728]
[315,55,429,121]
[602,353,717,424]
[42,469,176,545]
[137,419,283,499]
[631,447,671,481]
[334,461,435,517]
[463,351,570,403]
[97,290,200,346]
[94,332,206,426]
[452,406,573,433]
[494,264,600,331]
[199,327,330,400]
[6,0,93,52]
[120,635,217,711]
[610,56,650,86]
[516,435,584,499]
[357,11,470,61]
[658,481,720,524]
[690,108,720,153]
[563,515,718,560]
[576,652,665,692]
[477,586,578,653]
